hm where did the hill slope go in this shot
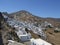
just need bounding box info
[9,10,60,27]
[0,10,60,45]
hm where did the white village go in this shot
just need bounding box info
[2,14,53,45]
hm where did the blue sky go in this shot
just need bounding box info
[0,0,60,18]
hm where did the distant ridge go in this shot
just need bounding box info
[2,10,60,27]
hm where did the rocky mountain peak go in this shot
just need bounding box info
[10,10,32,16]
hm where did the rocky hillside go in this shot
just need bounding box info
[9,10,60,27]
[9,10,44,24]
[8,10,60,45]
[0,12,20,45]
[0,10,60,45]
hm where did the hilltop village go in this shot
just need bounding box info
[0,11,60,45]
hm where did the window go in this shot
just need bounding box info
[33,42,36,45]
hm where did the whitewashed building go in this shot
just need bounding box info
[41,21,53,28]
[54,28,60,32]
[19,33,31,42]
[2,14,8,19]
[15,27,31,42]
[30,38,52,45]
